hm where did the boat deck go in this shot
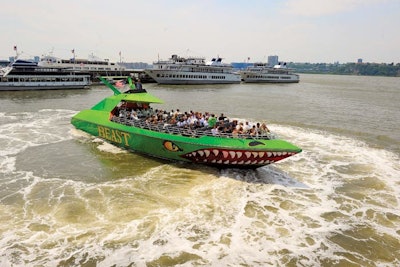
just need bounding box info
[110,115,277,140]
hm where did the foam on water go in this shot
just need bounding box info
[0,110,76,176]
[1,110,400,266]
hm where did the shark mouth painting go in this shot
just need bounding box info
[181,148,298,166]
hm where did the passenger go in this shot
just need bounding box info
[259,123,270,135]
[193,121,202,129]
[162,110,169,120]
[145,116,152,124]
[232,120,238,129]
[236,122,244,131]
[211,125,219,136]
[208,114,217,128]
[226,123,234,133]
[168,115,177,124]
[244,121,252,133]
[177,118,186,127]
[130,111,139,120]
[249,125,257,136]
[135,79,143,90]
[149,115,158,124]
[189,113,198,126]
[232,128,240,138]
[221,125,231,134]
[199,114,207,127]
[218,113,226,121]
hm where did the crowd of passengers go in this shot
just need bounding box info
[114,104,271,137]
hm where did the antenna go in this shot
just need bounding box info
[13,45,19,59]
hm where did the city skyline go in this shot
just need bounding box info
[1,0,399,64]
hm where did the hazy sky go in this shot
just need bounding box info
[1,0,399,64]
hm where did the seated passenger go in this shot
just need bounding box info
[236,122,244,131]
[259,123,270,135]
[168,115,177,124]
[177,118,186,127]
[244,121,252,133]
[249,125,257,136]
[208,114,217,128]
[211,125,219,136]
[198,114,206,127]
[130,111,139,120]
[232,128,240,138]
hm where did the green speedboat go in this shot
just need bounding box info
[71,77,301,168]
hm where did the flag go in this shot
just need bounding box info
[115,80,125,88]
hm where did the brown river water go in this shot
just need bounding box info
[0,74,399,266]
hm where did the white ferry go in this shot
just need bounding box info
[38,53,126,72]
[240,63,300,83]
[145,54,241,85]
[1,59,91,91]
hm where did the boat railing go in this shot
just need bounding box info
[110,116,277,140]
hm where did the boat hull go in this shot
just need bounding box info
[0,84,89,91]
[241,78,299,83]
[150,79,241,85]
[145,70,241,85]
[240,73,299,83]
[0,73,91,91]
[71,110,301,168]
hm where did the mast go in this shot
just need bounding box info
[72,49,76,69]
[98,76,121,95]
[13,45,18,59]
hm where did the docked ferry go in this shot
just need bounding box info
[240,63,300,83]
[0,59,91,91]
[71,77,301,168]
[38,53,126,72]
[145,54,241,85]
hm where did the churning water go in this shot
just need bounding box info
[0,74,399,266]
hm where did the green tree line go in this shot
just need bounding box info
[287,62,400,77]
